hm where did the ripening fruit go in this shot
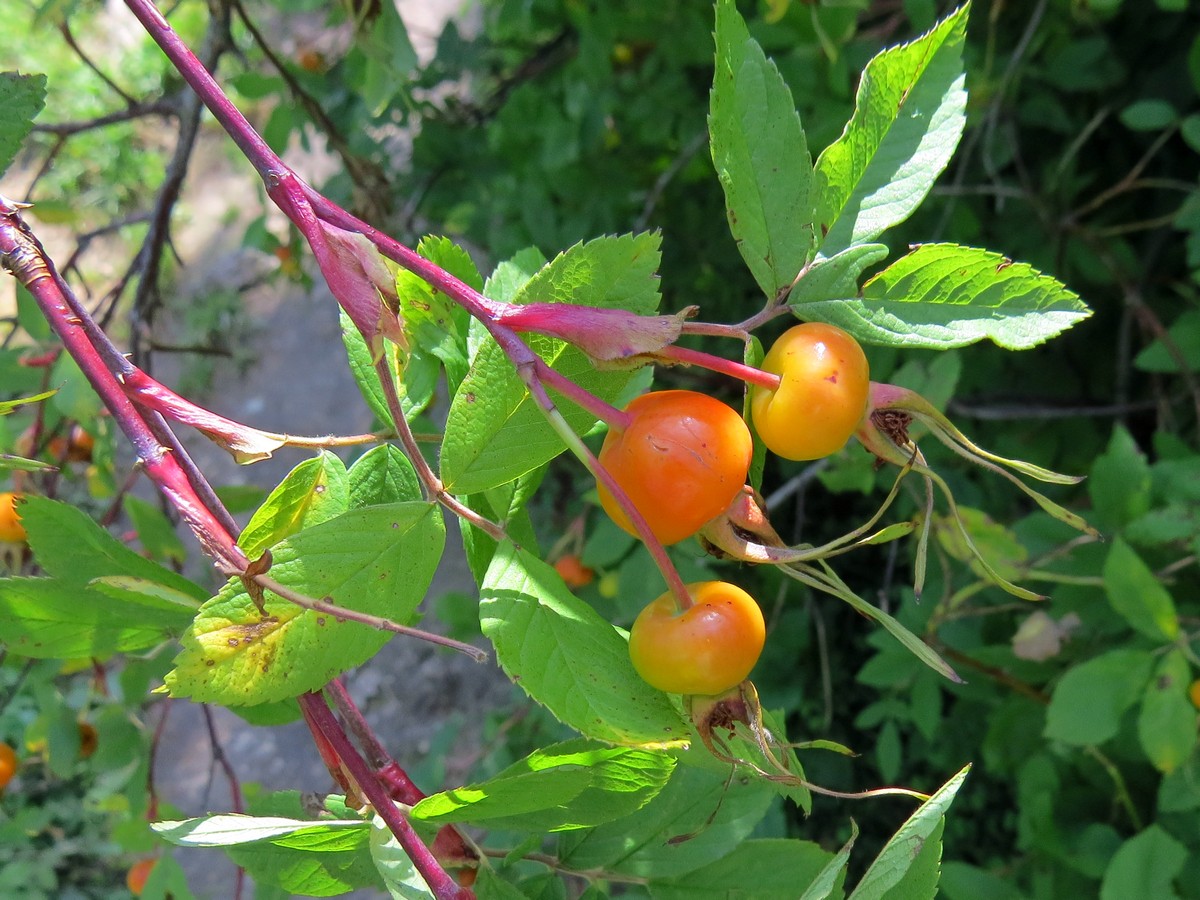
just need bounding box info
[0,742,18,790]
[597,391,753,545]
[0,493,26,543]
[751,322,870,461]
[628,581,766,696]
[553,554,595,589]
[1190,679,1200,710]
[48,424,95,463]
[126,859,156,897]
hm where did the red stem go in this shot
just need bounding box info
[0,198,247,575]
[535,361,632,430]
[657,344,781,391]
[299,692,473,900]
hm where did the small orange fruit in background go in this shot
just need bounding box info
[0,742,19,791]
[553,554,595,589]
[126,858,157,896]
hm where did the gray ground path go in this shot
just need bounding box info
[7,2,515,896]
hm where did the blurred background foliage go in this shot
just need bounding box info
[2,0,1199,896]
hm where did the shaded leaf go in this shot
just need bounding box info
[480,541,688,746]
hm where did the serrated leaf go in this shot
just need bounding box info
[710,0,815,297]
[238,453,350,559]
[0,72,47,177]
[1044,648,1154,746]
[1137,650,1196,774]
[19,495,207,601]
[480,541,688,746]
[396,235,479,398]
[412,739,675,832]
[348,443,422,507]
[556,765,774,879]
[1103,538,1178,641]
[166,502,444,705]
[804,244,1090,349]
[848,764,969,899]
[790,244,889,306]
[0,577,186,658]
[650,838,835,900]
[814,5,969,255]
[441,234,661,495]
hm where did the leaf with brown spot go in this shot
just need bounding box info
[166,502,444,706]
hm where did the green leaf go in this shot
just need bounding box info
[1137,650,1197,774]
[347,443,422,507]
[153,815,368,848]
[1089,426,1151,531]
[1044,648,1155,746]
[800,821,856,900]
[441,234,661,495]
[480,541,689,746]
[0,577,186,658]
[649,838,835,900]
[19,495,207,601]
[1119,99,1177,131]
[166,502,444,705]
[355,0,418,116]
[0,390,57,416]
[804,244,1090,349]
[939,861,1029,900]
[0,72,47,177]
[396,235,479,399]
[123,496,188,564]
[238,453,350,559]
[1100,826,1186,900]
[1158,751,1200,813]
[0,454,55,473]
[556,764,775,879]
[709,0,815,298]
[412,740,675,832]
[1133,309,1200,373]
[339,308,404,423]
[154,814,378,898]
[813,5,969,255]
[461,467,545,585]
[848,764,969,899]
[1103,538,1179,641]
[789,244,890,306]
[369,816,436,899]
